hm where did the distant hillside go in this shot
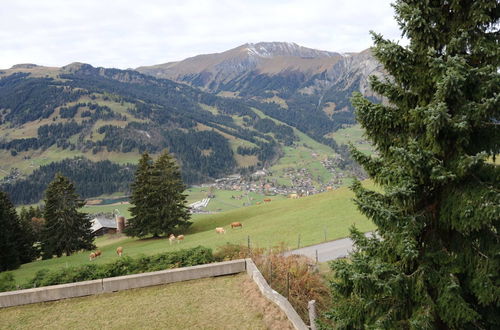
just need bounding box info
[1,62,353,200]
[1,157,135,205]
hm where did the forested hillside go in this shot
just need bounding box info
[1,158,134,205]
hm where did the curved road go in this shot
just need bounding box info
[286,232,373,262]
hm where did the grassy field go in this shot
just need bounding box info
[0,274,288,329]
[7,182,376,285]
[328,124,375,155]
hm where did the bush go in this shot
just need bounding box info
[17,246,214,291]
[252,247,331,325]
[215,243,331,325]
[0,272,16,292]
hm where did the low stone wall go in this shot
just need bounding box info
[0,259,245,308]
[245,258,309,330]
[1,258,309,330]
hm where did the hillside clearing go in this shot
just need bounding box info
[0,274,291,329]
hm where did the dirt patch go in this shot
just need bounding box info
[85,199,103,205]
[242,278,294,330]
[107,201,130,206]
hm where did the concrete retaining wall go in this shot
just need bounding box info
[0,259,245,308]
[245,258,309,330]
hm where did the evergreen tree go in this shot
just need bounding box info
[125,152,155,237]
[0,192,22,271]
[19,205,44,244]
[325,1,499,329]
[149,150,191,236]
[41,174,95,258]
[126,151,191,237]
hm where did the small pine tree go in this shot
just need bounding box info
[325,1,499,329]
[0,192,23,271]
[126,151,191,238]
[41,173,95,258]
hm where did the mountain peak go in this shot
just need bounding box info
[236,41,338,59]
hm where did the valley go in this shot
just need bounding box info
[0,44,378,205]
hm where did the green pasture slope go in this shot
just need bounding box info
[328,124,375,155]
[6,182,376,285]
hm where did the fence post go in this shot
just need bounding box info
[286,272,290,300]
[315,249,318,264]
[308,300,317,330]
[269,261,272,287]
[297,233,301,249]
[247,235,250,250]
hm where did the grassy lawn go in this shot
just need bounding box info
[0,274,283,330]
[7,182,376,285]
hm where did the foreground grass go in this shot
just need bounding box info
[8,182,376,285]
[0,274,277,330]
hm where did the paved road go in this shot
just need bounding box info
[286,232,373,262]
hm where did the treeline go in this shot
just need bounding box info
[1,157,135,205]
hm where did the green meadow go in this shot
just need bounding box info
[6,182,377,285]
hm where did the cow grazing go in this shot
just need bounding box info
[326,186,333,191]
[263,198,271,203]
[289,193,299,199]
[256,202,261,205]
[94,250,102,258]
[215,227,226,234]
[231,222,243,229]
[176,235,185,243]
[116,246,123,256]
[89,252,96,261]
[168,234,176,245]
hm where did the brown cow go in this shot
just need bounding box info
[89,252,96,261]
[116,246,123,256]
[168,234,176,245]
[263,198,271,203]
[176,234,185,243]
[94,250,102,258]
[230,222,243,229]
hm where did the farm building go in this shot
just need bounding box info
[90,216,117,236]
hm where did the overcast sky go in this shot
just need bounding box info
[0,0,403,69]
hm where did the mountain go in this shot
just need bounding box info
[136,42,383,138]
[0,62,308,203]
[0,43,378,204]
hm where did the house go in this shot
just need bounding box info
[90,216,117,236]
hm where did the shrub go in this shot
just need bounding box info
[252,247,331,325]
[14,246,214,291]
[215,243,331,325]
[0,272,16,292]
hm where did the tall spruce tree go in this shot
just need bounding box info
[325,1,499,329]
[126,151,191,237]
[41,174,95,258]
[149,151,191,236]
